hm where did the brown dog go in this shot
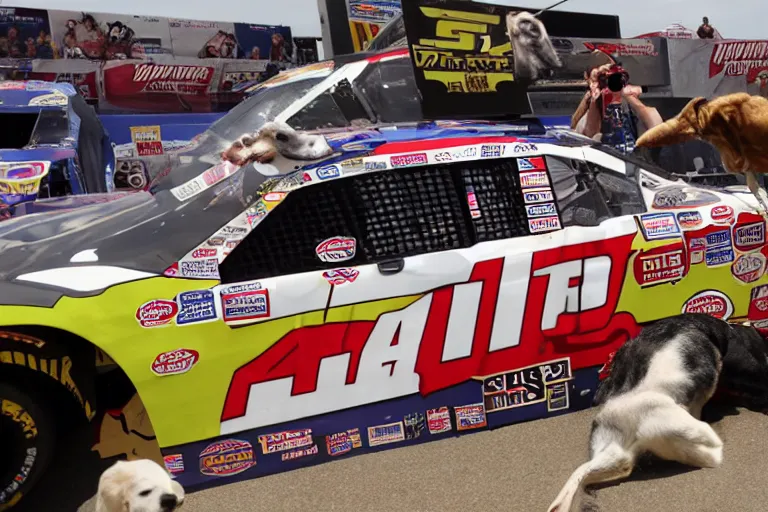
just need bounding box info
[635,93,768,212]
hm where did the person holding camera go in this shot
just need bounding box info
[571,63,663,154]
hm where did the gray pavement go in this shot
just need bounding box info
[180,407,768,512]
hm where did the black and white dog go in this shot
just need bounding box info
[548,313,768,512]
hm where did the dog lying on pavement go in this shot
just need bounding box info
[94,459,184,512]
[548,313,768,512]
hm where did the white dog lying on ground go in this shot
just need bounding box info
[94,459,184,512]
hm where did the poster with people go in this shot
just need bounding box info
[168,19,239,59]
[0,7,54,59]
[47,10,173,60]
[233,24,294,65]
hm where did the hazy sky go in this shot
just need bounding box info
[4,0,767,39]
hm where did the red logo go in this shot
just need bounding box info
[583,41,657,57]
[426,407,452,434]
[315,237,357,263]
[749,285,768,321]
[151,349,200,376]
[136,299,178,328]
[192,248,218,259]
[710,41,768,79]
[322,268,360,285]
[733,214,766,252]
[681,290,733,320]
[710,205,734,223]
[220,235,641,427]
[390,153,427,167]
[731,253,766,284]
[632,242,687,287]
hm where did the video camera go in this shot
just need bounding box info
[598,64,630,93]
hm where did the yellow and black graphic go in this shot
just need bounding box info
[402,0,563,119]
[1,399,38,439]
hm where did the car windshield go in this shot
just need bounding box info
[208,77,325,140]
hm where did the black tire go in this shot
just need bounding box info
[0,384,55,511]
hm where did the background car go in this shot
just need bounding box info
[0,80,114,218]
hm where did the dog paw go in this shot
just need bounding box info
[221,133,278,166]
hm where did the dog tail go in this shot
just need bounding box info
[547,444,632,512]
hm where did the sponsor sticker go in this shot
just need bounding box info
[525,202,557,218]
[322,268,360,286]
[263,192,286,203]
[390,153,428,168]
[179,258,219,279]
[364,161,387,171]
[258,429,313,454]
[519,171,549,188]
[151,348,199,376]
[434,151,453,162]
[689,237,705,265]
[326,428,362,457]
[682,290,734,320]
[482,358,572,413]
[170,178,204,201]
[316,165,340,180]
[480,144,504,158]
[466,185,481,219]
[710,205,735,223]
[639,212,680,241]
[221,288,270,323]
[529,216,561,234]
[199,439,255,477]
[733,221,766,252]
[176,290,217,325]
[163,454,184,474]
[676,211,703,229]
[706,246,735,267]
[426,407,452,434]
[367,422,405,447]
[517,156,546,171]
[731,252,766,284]
[455,404,487,431]
[511,143,538,153]
[136,299,178,328]
[452,147,477,159]
[315,236,356,263]
[281,444,318,461]
[633,245,686,287]
[191,248,218,259]
[404,412,426,440]
[749,284,768,321]
[522,187,554,204]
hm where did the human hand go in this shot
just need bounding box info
[622,84,642,98]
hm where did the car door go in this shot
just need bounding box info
[212,141,655,437]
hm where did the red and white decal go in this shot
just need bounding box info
[709,41,768,79]
[632,242,687,287]
[519,171,550,188]
[322,268,360,286]
[466,185,481,219]
[220,235,640,433]
[390,153,428,168]
[749,284,768,321]
[426,407,452,434]
[316,236,357,263]
[731,252,766,284]
[455,404,487,431]
[681,290,733,320]
[192,248,218,259]
[258,429,313,454]
[733,219,766,252]
[136,299,178,328]
[710,205,734,224]
[151,349,200,376]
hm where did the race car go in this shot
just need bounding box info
[0,80,114,218]
[2,95,768,508]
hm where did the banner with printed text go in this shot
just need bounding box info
[668,39,768,99]
[401,0,671,120]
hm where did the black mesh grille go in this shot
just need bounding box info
[459,160,529,242]
[219,158,534,284]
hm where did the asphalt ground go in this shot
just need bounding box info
[51,404,768,512]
